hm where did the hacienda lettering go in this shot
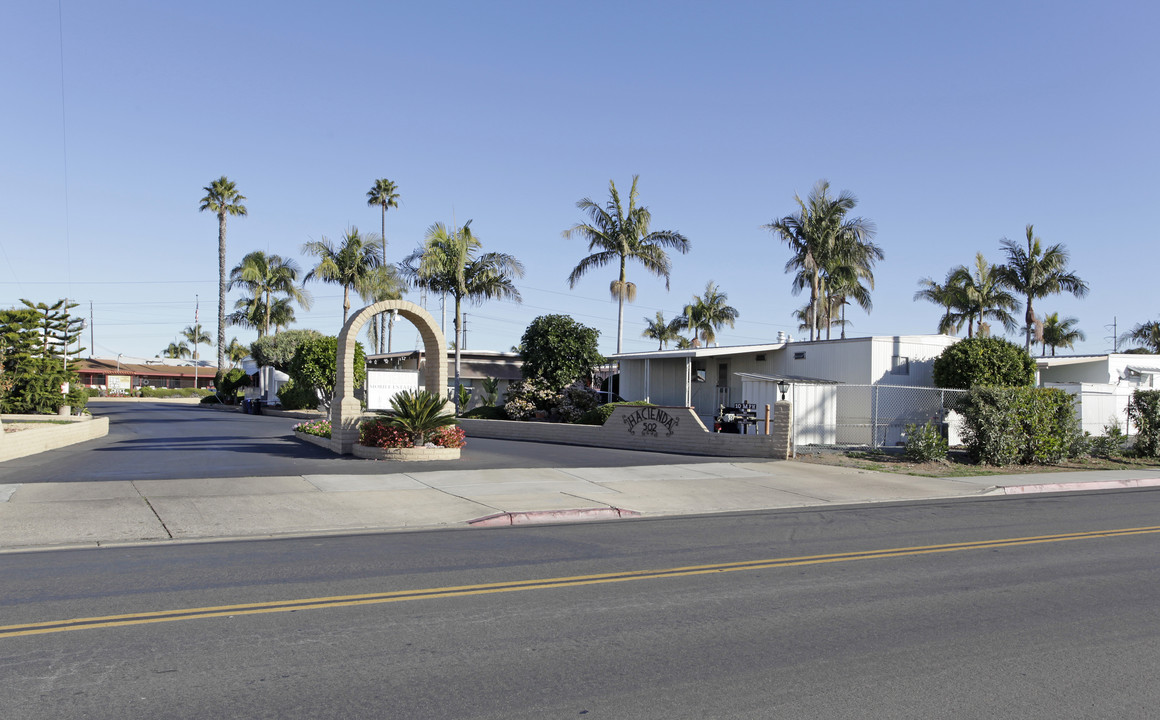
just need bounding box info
[622,407,680,437]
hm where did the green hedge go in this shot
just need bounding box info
[575,400,655,426]
[1128,390,1160,458]
[957,387,1079,465]
[460,405,508,420]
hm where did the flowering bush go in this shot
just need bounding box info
[503,378,556,420]
[293,418,331,438]
[358,416,466,449]
[359,417,415,448]
[555,382,600,423]
[429,425,466,449]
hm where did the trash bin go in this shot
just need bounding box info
[241,399,251,414]
[252,399,262,415]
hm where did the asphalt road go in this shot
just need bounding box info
[0,402,751,483]
[3,489,1159,718]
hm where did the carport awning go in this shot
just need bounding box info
[735,372,842,384]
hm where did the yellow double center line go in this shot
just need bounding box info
[4,525,1159,639]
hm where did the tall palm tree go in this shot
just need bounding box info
[684,281,740,346]
[302,227,383,326]
[641,311,686,350]
[367,178,401,353]
[228,251,310,337]
[564,176,690,353]
[995,224,1089,352]
[765,180,879,341]
[355,265,405,353]
[198,176,248,373]
[1040,312,1084,356]
[401,221,524,414]
[1120,320,1160,354]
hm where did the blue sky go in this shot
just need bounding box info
[2,0,1156,361]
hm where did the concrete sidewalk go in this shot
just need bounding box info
[2,462,1159,552]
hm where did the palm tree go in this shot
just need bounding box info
[302,227,383,326]
[1120,320,1160,353]
[182,323,213,388]
[401,221,524,414]
[356,265,405,352]
[765,180,879,341]
[995,224,1089,352]
[959,253,1020,338]
[1040,312,1084,356]
[684,281,740,346]
[367,178,401,353]
[564,176,690,353]
[641,311,686,350]
[915,270,970,336]
[225,337,249,368]
[198,176,248,373]
[674,336,695,350]
[162,341,191,359]
[228,251,310,337]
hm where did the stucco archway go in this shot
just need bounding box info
[329,300,447,454]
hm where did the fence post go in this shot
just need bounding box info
[871,385,879,449]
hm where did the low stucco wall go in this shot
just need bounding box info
[0,416,110,462]
[459,405,790,459]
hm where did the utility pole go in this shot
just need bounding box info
[193,295,199,390]
[462,313,468,351]
[89,301,94,358]
[1105,316,1118,353]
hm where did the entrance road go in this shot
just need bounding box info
[2,489,1159,718]
[0,402,750,483]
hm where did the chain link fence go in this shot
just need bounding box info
[792,383,966,451]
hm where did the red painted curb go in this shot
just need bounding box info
[468,507,642,527]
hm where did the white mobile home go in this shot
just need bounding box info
[613,334,960,432]
[1037,353,1160,434]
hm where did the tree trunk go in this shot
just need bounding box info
[217,213,228,374]
[616,257,627,354]
[453,294,462,415]
[380,205,387,354]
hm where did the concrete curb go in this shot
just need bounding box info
[986,477,1160,495]
[468,507,643,527]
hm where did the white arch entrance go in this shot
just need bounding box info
[329,300,447,454]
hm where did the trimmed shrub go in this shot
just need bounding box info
[576,400,655,426]
[957,386,1079,465]
[933,337,1035,389]
[1128,390,1160,458]
[904,422,948,462]
[460,405,507,420]
[277,379,319,410]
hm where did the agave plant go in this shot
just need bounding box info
[383,389,458,446]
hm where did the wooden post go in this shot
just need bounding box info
[764,404,771,435]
